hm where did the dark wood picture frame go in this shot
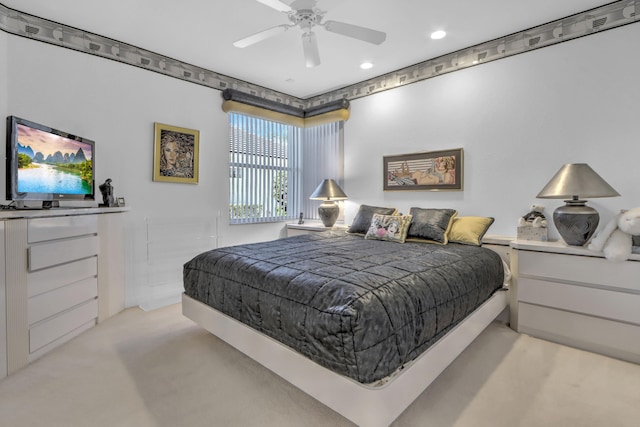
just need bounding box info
[383,148,463,191]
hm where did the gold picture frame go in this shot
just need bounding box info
[383,148,463,191]
[153,122,200,184]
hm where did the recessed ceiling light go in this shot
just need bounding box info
[360,62,373,70]
[430,30,446,40]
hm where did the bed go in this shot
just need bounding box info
[182,210,509,427]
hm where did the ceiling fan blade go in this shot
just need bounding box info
[233,25,290,48]
[256,0,292,13]
[323,20,386,45]
[302,32,321,68]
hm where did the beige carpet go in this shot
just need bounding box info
[1,303,639,427]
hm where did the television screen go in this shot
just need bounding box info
[6,116,95,205]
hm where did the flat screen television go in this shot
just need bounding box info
[6,115,95,208]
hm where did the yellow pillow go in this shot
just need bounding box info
[448,216,495,246]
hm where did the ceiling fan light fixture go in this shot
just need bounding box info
[430,30,447,40]
[302,31,321,67]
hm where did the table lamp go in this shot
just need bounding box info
[536,163,620,246]
[309,179,347,227]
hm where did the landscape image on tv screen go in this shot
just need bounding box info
[16,123,93,195]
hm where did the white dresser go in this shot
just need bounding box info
[0,221,6,379]
[510,240,640,364]
[1,207,127,378]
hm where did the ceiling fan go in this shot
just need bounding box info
[234,0,386,68]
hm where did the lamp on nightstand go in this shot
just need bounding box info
[309,179,347,227]
[536,163,620,246]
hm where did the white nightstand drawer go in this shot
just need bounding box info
[519,277,640,325]
[518,303,640,364]
[287,228,313,237]
[519,251,640,292]
[286,222,348,237]
[28,215,97,243]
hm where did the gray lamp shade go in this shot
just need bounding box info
[309,179,348,201]
[536,163,620,199]
[536,163,620,246]
[309,179,347,227]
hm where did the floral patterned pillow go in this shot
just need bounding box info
[364,214,413,243]
[347,204,398,235]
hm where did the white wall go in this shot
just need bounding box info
[344,23,640,240]
[3,22,639,308]
[1,35,286,308]
[0,31,7,131]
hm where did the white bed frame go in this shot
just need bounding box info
[182,288,508,427]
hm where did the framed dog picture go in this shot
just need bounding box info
[153,122,200,184]
[383,148,463,191]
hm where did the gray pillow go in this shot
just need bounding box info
[406,207,457,244]
[347,204,397,235]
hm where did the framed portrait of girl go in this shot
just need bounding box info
[153,122,200,184]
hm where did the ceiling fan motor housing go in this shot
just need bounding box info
[289,9,324,31]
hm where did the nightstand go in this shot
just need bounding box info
[510,240,640,364]
[480,234,513,266]
[286,222,348,237]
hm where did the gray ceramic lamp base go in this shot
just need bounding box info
[553,202,599,246]
[318,201,339,227]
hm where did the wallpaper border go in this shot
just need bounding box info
[0,1,637,109]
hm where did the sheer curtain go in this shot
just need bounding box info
[301,121,345,220]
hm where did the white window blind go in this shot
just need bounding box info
[301,121,344,220]
[229,113,301,223]
[229,113,343,224]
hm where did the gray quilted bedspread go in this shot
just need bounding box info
[183,231,504,384]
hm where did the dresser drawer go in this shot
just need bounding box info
[28,257,97,298]
[518,251,640,292]
[28,277,98,326]
[28,215,97,243]
[29,298,98,353]
[519,277,640,325]
[28,235,99,271]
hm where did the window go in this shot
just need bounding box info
[229,113,301,223]
[229,112,343,224]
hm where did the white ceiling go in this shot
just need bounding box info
[5,0,610,99]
